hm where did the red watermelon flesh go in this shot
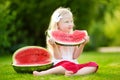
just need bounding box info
[13,46,51,65]
[50,30,88,46]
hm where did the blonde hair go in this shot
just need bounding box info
[46,7,73,54]
[48,7,73,31]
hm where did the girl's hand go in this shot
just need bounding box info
[82,36,90,45]
[48,38,56,46]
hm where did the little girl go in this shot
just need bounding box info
[33,7,98,76]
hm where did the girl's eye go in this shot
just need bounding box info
[65,21,69,23]
[64,20,73,23]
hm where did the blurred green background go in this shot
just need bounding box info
[0,0,120,54]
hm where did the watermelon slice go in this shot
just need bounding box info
[12,46,53,73]
[49,30,88,46]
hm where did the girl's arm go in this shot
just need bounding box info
[52,44,62,59]
[48,38,62,59]
[73,36,89,59]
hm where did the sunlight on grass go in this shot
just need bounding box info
[0,52,120,80]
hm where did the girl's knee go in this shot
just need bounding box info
[73,67,96,75]
[88,67,97,72]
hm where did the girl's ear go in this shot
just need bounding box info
[45,30,48,36]
[45,30,50,37]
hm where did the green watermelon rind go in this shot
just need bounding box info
[12,62,53,73]
[55,39,85,46]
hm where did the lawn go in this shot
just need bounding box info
[0,52,120,80]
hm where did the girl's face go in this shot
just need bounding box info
[57,13,74,33]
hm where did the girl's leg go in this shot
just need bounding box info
[33,66,66,76]
[74,67,97,76]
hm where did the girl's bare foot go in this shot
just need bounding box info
[33,71,45,76]
[33,71,40,76]
[65,71,74,76]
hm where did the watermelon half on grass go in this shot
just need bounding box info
[49,30,88,46]
[12,46,53,73]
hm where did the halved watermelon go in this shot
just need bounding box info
[49,30,88,46]
[12,46,53,73]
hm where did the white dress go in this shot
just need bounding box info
[52,46,78,65]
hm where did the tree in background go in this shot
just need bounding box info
[104,0,120,46]
[0,1,16,53]
[88,0,120,50]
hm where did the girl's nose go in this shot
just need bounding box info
[68,25,74,30]
[69,23,74,28]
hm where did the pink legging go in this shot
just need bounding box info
[54,61,98,73]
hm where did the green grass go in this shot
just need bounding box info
[0,52,120,80]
